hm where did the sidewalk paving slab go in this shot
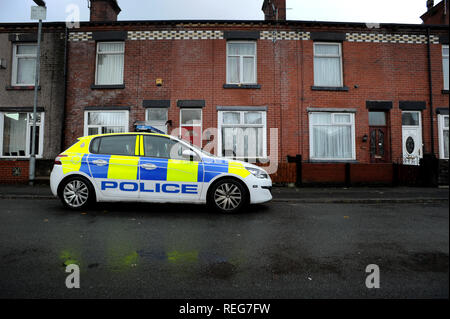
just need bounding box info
[0,184,447,203]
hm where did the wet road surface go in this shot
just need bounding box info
[0,199,448,298]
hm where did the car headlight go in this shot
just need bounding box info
[245,166,269,179]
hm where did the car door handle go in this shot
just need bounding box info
[141,163,157,170]
[92,159,108,166]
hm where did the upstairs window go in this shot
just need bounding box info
[95,42,125,85]
[314,43,343,87]
[443,45,449,91]
[227,42,257,84]
[12,44,37,86]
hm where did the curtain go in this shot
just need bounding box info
[444,129,449,159]
[17,58,36,84]
[443,47,449,90]
[311,113,353,159]
[312,126,352,159]
[222,127,262,158]
[243,57,255,83]
[314,44,341,87]
[97,43,124,85]
[3,113,27,155]
[227,56,239,83]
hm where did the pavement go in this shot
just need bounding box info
[0,183,448,203]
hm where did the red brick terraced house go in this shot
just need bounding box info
[62,0,449,185]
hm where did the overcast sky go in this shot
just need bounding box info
[0,0,435,24]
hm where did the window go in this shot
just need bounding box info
[12,44,37,86]
[146,108,168,133]
[313,43,343,87]
[369,112,386,126]
[402,111,420,126]
[95,42,125,85]
[84,111,128,136]
[309,112,355,160]
[227,42,257,84]
[0,112,44,157]
[143,135,198,161]
[218,110,267,159]
[443,45,449,90]
[438,114,449,159]
[90,135,136,156]
[180,108,202,146]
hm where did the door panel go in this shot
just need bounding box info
[402,111,422,166]
[369,126,389,163]
[138,135,203,202]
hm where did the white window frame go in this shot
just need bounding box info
[145,108,168,133]
[443,45,449,91]
[11,43,38,86]
[217,110,267,159]
[313,42,343,87]
[226,41,257,85]
[179,108,202,143]
[83,110,129,136]
[308,112,356,161]
[0,112,45,158]
[438,114,449,159]
[95,41,125,85]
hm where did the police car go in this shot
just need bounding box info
[50,132,272,213]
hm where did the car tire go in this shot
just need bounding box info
[208,178,248,213]
[58,176,95,210]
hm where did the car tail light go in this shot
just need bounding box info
[54,154,68,165]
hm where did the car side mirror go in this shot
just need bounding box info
[182,149,197,161]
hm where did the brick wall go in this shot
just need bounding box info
[0,159,29,183]
[65,23,448,183]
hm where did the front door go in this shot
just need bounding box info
[369,111,389,163]
[370,127,388,163]
[139,134,203,201]
[402,111,422,166]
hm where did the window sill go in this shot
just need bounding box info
[308,159,358,163]
[442,90,449,94]
[5,85,40,91]
[91,84,125,90]
[223,84,261,89]
[311,86,349,92]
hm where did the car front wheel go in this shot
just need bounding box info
[208,178,248,213]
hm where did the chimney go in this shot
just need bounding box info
[89,0,121,22]
[262,0,286,21]
[426,0,434,11]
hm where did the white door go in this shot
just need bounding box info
[402,111,422,165]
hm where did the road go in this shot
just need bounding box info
[0,199,448,298]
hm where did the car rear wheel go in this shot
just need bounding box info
[59,176,94,210]
[208,178,248,213]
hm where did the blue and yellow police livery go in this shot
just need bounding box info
[50,133,272,213]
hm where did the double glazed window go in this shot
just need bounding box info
[84,111,128,136]
[313,43,343,87]
[443,45,449,91]
[218,110,266,159]
[12,44,37,86]
[0,112,44,157]
[309,112,355,160]
[438,114,449,159]
[95,42,125,85]
[146,108,168,133]
[227,42,257,84]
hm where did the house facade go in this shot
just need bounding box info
[63,0,448,184]
[0,22,66,182]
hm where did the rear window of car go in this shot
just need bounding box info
[90,135,136,156]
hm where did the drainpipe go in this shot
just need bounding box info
[60,26,68,152]
[426,27,435,156]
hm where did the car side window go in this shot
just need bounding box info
[143,135,198,161]
[90,135,136,156]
